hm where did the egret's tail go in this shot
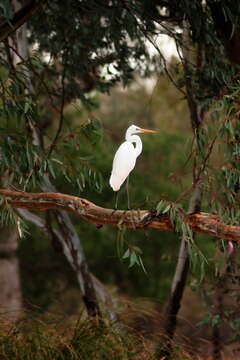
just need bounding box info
[109,174,120,191]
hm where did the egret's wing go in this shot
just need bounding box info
[109,142,136,191]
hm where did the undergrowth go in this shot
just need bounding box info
[0,313,193,360]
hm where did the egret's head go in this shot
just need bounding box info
[126,124,156,137]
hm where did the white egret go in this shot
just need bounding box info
[109,125,156,208]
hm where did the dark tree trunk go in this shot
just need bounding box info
[161,20,204,354]
[163,184,202,339]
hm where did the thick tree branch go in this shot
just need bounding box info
[1,189,240,242]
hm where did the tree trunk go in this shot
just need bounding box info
[161,19,204,349]
[46,194,103,320]
[163,184,202,339]
[0,227,22,323]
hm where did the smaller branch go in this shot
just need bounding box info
[195,134,218,181]
[0,0,41,42]
[1,189,240,242]
[48,58,67,156]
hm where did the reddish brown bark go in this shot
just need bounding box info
[1,189,240,242]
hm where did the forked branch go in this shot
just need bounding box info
[0,189,240,242]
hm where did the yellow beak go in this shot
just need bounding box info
[140,128,156,133]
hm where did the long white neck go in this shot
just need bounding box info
[125,133,142,158]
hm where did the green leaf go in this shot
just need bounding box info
[48,161,56,179]
[156,200,165,215]
[24,102,31,114]
[122,248,130,259]
[138,255,147,274]
[162,204,171,214]
[129,252,138,268]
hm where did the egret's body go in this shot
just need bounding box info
[110,138,141,191]
[109,125,155,207]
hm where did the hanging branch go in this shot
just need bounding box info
[1,189,240,242]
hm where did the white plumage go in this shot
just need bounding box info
[110,141,137,191]
[109,125,155,192]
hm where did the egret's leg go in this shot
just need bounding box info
[114,191,119,210]
[126,176,130,210]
